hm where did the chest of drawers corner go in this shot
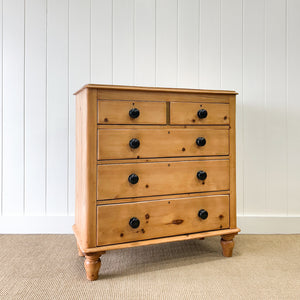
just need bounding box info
[73,84,240,281]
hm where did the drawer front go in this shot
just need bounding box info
[170,102,229,125]
[97,159,229,200]
[97,195,229,245]
[98,100,166,124]
[98,128,229,160]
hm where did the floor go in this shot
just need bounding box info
[0,234,299,299]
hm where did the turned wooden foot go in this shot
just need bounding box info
[220,234,236,257]
[84,252,105,281]
[77,242,85,257]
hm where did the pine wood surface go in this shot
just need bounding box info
[74,83,238,95]
[75,88,97,249]
[73,224,240,253]
[97,127,229,160]
[97,100,167,124]
[97,195,229,246]
[97,159,230,200]
[170,102,229,125]
[74,84,239,280]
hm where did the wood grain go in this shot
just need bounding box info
[96,191,229,205]
[84,251,105,281]
[97,195,229,245]
[74,84,239,280]
[74,84,237,95]
[229,95,236,228]
[220,233,237,257]
[75,88,98,248]
[170,102,229,125]
[97,100,166,124]
[74,226,240,253]
[97,127,229,160]
[97,159,230,200]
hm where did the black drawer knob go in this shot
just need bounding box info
[196,137,206,146]
[197,170,207,180]
[197,109,208,119]
[128,173,139,184]
[198,209,208,220]
[129,108,140,119]
[129,217,140,228]
[129,138,140,149]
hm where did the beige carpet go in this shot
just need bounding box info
[0,234,299,299]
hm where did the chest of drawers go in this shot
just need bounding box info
[73,84,240,281]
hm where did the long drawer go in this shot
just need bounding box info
[97,127,229,160]
[97,159,229,200]
[96,195,229,245]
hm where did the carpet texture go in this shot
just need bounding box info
[0,234,299,299]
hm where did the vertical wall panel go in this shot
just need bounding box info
[156,0,177,87]
[287,0,300,215]
[69,0,91,215]
[2,0,24,215]
[113,0,134,85]
[0,0,3,216]
[2,0,300,230]
[91,0,112,84]
[243,0,266,215]
[265,0,287,215]
[178,0,199,88]
[199,0,221,89]
[221,0,243,215]
[24,0,46,215]
[135,0,155,86]
[46,0,69,215]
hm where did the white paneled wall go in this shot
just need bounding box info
[1,0,300,233]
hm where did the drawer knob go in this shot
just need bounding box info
[197,170,207,180]
[128,173,139,184]
[129,217,140,228]
[197,109,208,119]
[129,108,140,119]
[129,138,140,149]
[196,137,206,146]
[198,209,208,220]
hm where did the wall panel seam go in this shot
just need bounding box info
[23,0,26,216]
[176,0,179,87]
[45,0,48,216]
[67,0,70,216]
[241,0,245,217]
[264,0,268,215]
[111,0,114,84]
[154,0,157,86]
[0,0,3,217]
[285,0,288,216]
[219,0,222,88]
[242,0,245,216]
[133,0,135,85]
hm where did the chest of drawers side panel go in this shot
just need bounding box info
[75,88,98,248]
[229,95,236,228]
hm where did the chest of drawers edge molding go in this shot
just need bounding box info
[73,84,240,281]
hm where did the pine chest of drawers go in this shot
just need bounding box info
[73,84,240,280]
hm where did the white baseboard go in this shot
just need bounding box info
[0,215,300,234]
[237,216,300,234]
[0,216,75,234]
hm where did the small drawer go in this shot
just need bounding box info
[97,100,166,124]
[96,195,229,245]
[97,159,229,200]
[170,102,229,125]
[97,127,229,160]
